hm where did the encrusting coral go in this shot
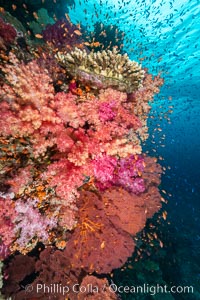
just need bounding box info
[56,47,145,92]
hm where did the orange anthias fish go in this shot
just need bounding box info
[0,7,5,13]
[12,4,17,11]
[84,41,101,47]
[33,12,39,20]
[35,34,43,39]
[74,30,82,36]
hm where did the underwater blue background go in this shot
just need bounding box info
[68,0,200,298]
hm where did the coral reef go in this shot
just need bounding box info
[0,52,55,111]
[0,11,26,37]
[64,190,135,274]
[13,199,57,253]
[42,18,84,50]
[29,8,55,34]
[56,47,145,92]
[0,196,16,247]
[93,154,146,192]
[2,254,36,297]
[0,261,3,297]
[0,13,164,300]
[0,242,10,261]
[0,17,17,50]
[1,0,75,30]
[77,275,118,300]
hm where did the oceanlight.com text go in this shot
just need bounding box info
[109,283,194,296]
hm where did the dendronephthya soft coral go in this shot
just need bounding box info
[0,28,164,299]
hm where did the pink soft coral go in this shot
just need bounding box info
[1,53,54,110]
[114,154,145,194]
[42,158,85,202]
[0,196,16,246]
[93,154,145,194]
[0,101,32,137]
[53,92,84,128]
[98,100,117,122]
[14,199,57,252]
[92,154,117,189]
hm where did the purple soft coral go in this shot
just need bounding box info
[42,19,83,49]
[93,154,145,194]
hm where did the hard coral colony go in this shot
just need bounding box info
[0,12,163,299]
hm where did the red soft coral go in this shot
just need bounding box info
[0,17,17,49]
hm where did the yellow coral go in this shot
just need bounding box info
[56,47,145,92]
